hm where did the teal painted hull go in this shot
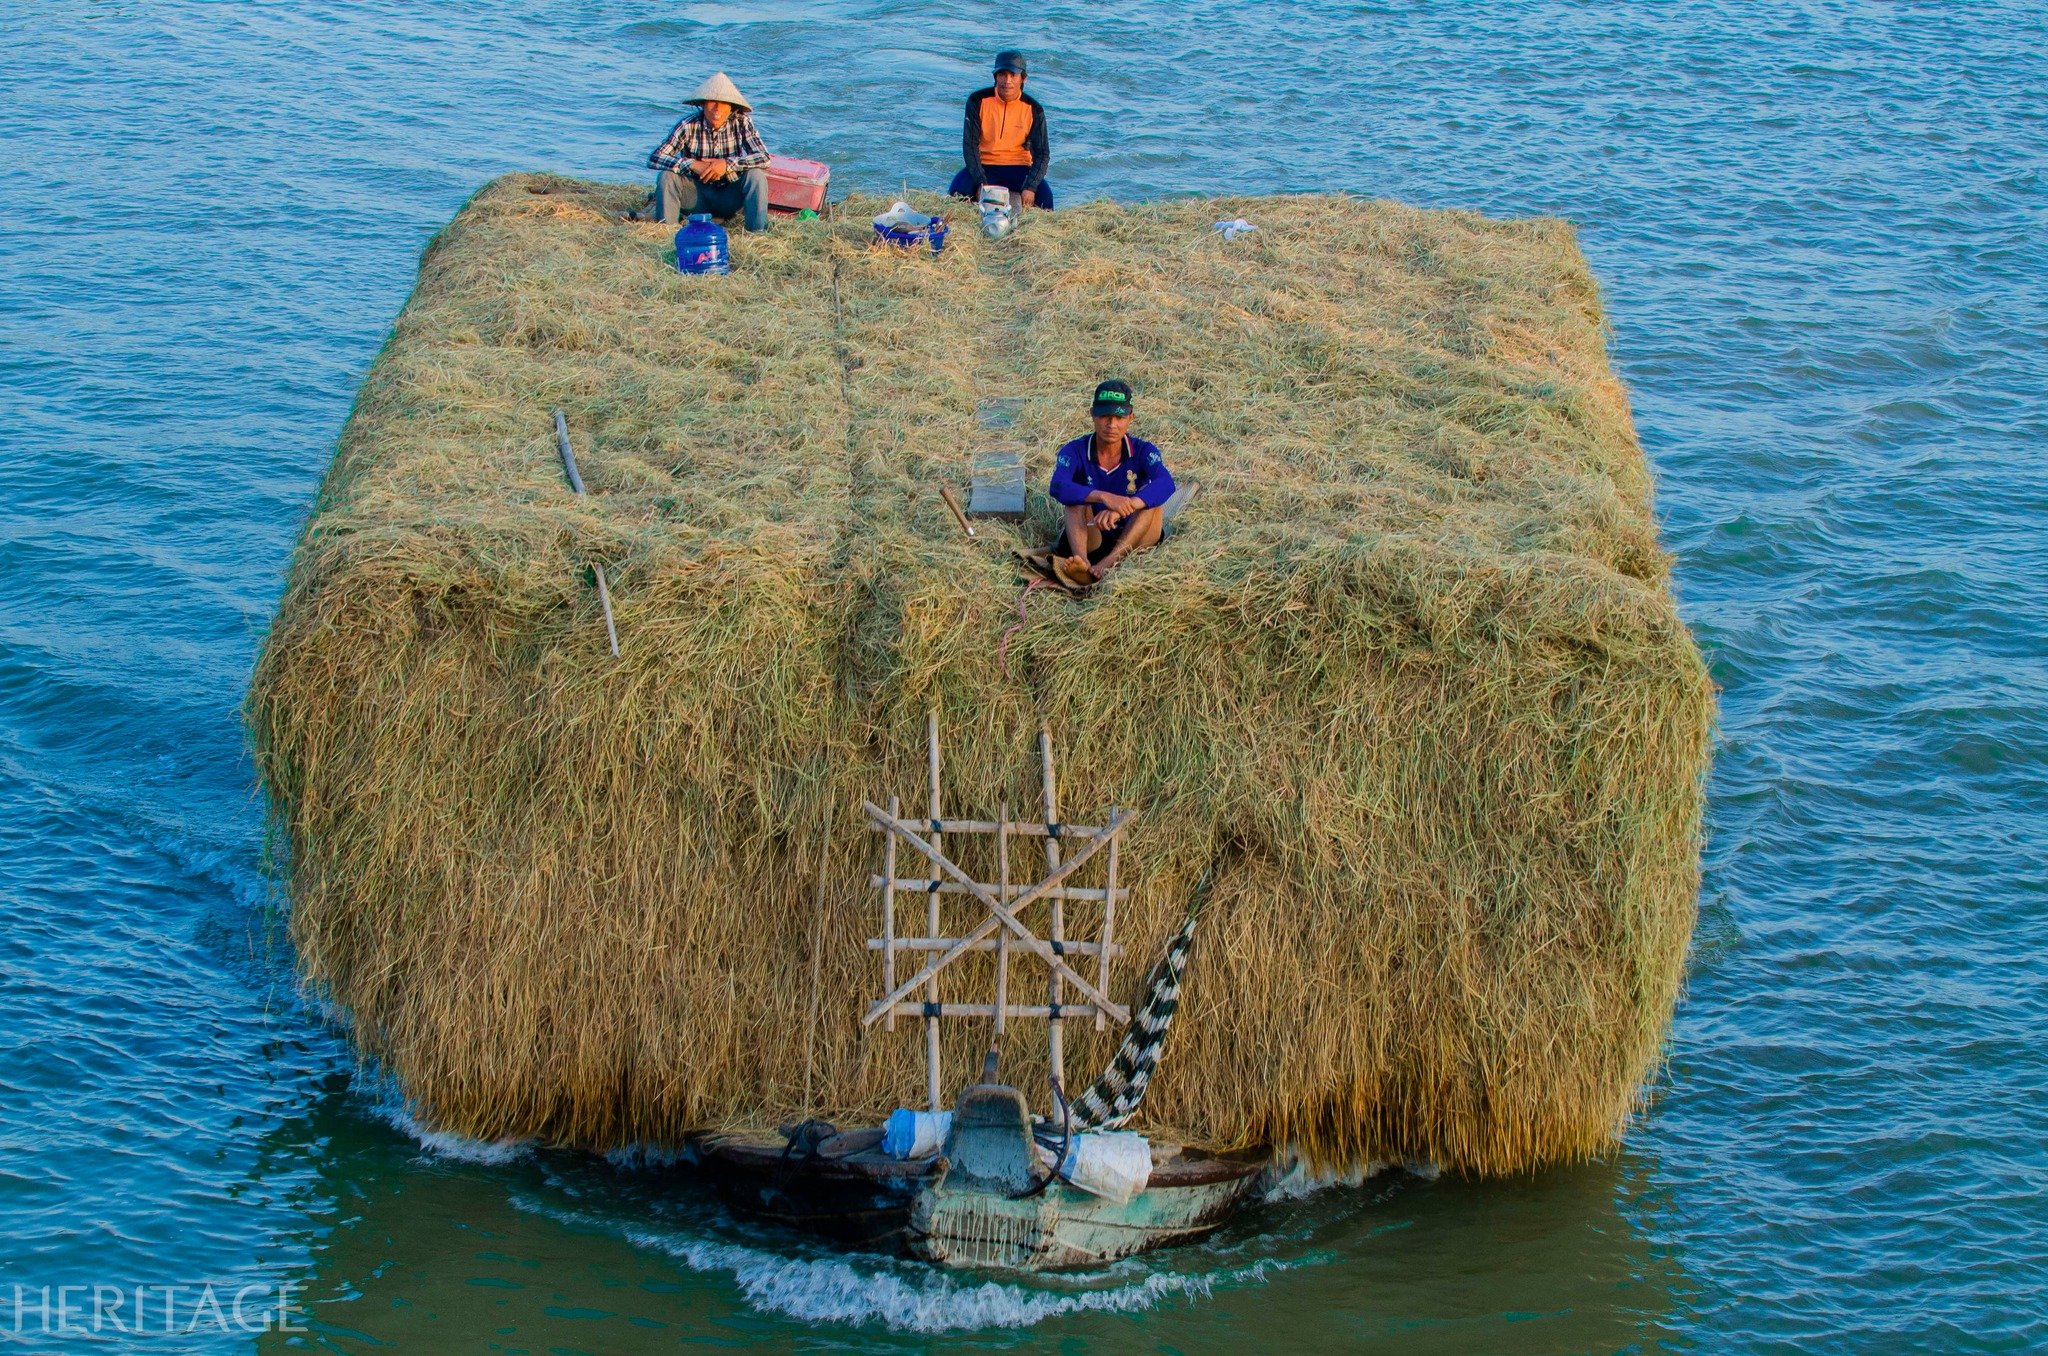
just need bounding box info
[697,1085,1268,1271]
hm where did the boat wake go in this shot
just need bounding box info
[1260,1149,1433,1201]
[364,1091,1368,1332]
[629,1229,1296,1332]
[526,1197,1308,1333]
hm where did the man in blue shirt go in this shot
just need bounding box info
[1048,379,1176,585]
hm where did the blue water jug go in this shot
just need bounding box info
[675,214,730,276]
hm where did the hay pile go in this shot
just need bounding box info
[249,174,1713,1174]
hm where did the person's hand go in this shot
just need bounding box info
[1093,508,1124,532]
[1020,188,1037,208]
[1112,493,1145,515]
[691,157,729,180]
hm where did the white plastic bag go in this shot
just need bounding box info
[1212,217,1258,242]
[1056,1131,1153,1203]
[874,201,937,231]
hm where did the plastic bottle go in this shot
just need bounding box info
[674,214,731,276]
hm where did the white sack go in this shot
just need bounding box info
[1056,1131,1153,1204]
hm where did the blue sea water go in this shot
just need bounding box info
[4,1,2046,1350]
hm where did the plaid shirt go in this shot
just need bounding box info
[647,110,770,175]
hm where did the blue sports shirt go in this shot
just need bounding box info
[1048,435,1176,510]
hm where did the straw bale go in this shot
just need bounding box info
[248,173,1713,1174]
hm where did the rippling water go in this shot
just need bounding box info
[4,2,2045,1349]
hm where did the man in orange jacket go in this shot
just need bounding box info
[948,51,1054,210]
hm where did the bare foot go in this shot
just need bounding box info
[1055,556,1095,589]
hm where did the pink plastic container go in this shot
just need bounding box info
[765,156,830,214]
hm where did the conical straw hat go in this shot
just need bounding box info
[685,72,752,111]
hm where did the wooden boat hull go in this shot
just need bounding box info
[695,1087,1268,1270]
[698,1130,934,1253]
[908,1152,1263,1270]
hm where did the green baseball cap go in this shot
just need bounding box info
[1090,379,1133,416]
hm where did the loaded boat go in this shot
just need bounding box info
[693,717,1273,1270]
[695,1079,1269,1270]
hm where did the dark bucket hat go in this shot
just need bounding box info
[993,50,1028,75]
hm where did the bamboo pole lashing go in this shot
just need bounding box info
[869,937,1121,957]
[887,1002,1107,1021]
[1098,808,1121,1033]
[882,794,899,1033]
[994,800,1010,1037]
[870,815,1110,839]
[867,876,1128,904]
[1040,729,1065,1084]
[858,801,1133,1023]
[924,712,942,1110]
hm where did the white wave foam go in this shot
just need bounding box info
[516,1194,1297,1333]
[1260,1149,1396,1201]
[624,1227,1291,1332]
[366,1080,536,1165]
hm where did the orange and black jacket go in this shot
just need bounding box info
[961,88,1050,193]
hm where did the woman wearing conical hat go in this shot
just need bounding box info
[645,72,772,231]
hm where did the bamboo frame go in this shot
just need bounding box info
[864,720,1136,1109]
[860,803,1133,1023]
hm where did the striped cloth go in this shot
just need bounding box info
[1068,913,1198,1131]
[647,110,770,174]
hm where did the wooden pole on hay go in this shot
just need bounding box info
[938,485,976,538]
[924,712,943,1110]
[1040,729,1065,1081]
[550,409,619,657]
